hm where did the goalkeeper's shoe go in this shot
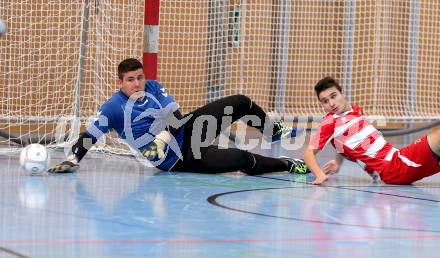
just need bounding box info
[279,156,311,174]
[47,161,79,173]
[265,121,304,144]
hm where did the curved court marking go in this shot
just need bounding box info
[0,246,29,258]
[207,186,440,233]
[255,175,440,203]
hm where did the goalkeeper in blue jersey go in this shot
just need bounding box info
[48,58,308,175]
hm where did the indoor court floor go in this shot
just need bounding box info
[1,130,439,258]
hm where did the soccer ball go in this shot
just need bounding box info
[19,144,49,174]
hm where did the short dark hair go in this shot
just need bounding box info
[117,58,143,80]
[314,76,342,98]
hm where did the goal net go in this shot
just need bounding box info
[0,0,144,154]
[1,0,439,153]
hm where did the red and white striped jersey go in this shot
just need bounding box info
[310,105,397,177]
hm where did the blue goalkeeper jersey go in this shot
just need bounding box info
[85,80,185,171]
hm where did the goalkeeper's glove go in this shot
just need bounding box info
[47,155,80,173]
[142,131,171,161]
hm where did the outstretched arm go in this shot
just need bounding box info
[48,133,97,173]
[303,147,328,185]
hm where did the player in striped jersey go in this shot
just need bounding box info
[304,76,440,185]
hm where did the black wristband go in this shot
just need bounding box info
[71,133,96,162]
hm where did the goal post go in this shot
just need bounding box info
[0,0,145,153]
[1,0,439,153]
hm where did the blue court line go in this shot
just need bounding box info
[0,246,28,258]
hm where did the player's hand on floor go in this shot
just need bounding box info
[142,139,166,160]
[323,160,340,174]
[310,175,328,185]
[47,161,79,173]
